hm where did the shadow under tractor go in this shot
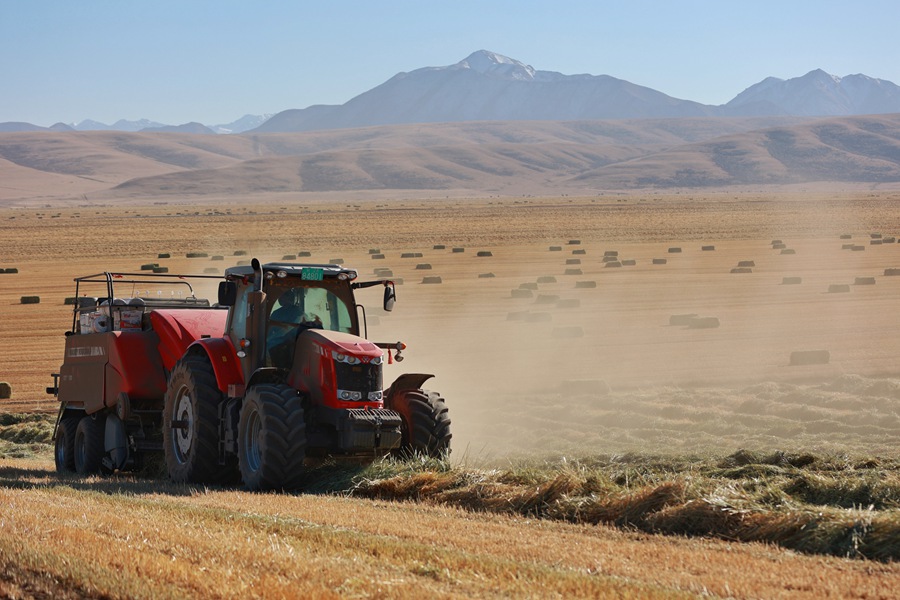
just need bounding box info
[48,260,451,490]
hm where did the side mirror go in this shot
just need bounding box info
[218,281,237,306]
[383,283,396,312]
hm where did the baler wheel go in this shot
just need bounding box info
[164,354,237,484]
[238,384,307,491]
[74,415,106,475]
[54,416,80,473]
[389,389,451,457]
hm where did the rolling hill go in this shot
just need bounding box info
[1,114,899,203]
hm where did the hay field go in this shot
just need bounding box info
[3,191,900,597]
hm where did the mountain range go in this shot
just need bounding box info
[3,51,900,134]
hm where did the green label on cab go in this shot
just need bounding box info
[301,267,324,281]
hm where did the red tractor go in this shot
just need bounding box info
[49,260,451,490]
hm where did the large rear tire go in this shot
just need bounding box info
[55,416,80,473]
[238,384,306,491]
[74,415,106,475]
[164,354,237,484]
[388,389,451,457]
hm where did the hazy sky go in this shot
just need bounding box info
[3,0,898,127]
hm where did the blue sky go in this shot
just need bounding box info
[2,0,898,126]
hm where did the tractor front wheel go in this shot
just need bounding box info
[388,389,451,457]
[164,354,237,484]
[238,384,306,491]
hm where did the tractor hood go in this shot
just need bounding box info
[302,329,383,362]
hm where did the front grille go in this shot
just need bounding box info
[335,362,382,398]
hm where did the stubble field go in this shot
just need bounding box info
[2,191,900,597]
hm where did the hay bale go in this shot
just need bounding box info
[511,289,534,299]
[368,249,381,254]
[64,297,78,305]
[560,379,610,396]
[567,240,581,245]
[738,260,755,267]
[282,254,297,260]
[330,258,344,265]
[537,276,557,284]
[476,251,493,257]
[604,251,619,257]
[153,267,169,273]
[772,243,787,249]
[782,277,802,285]
[575,281,597,289]
[601,256,619,263]
[604,261,622,268]
[186,252,208,258]
[731,267,752,274]
[535,294,560,304]
[433,244,446,250]
[557,298,581,309]
[790,350,830,366]
[701,245,716,251]
[415,263,432,270]
[828,284,850,293]
[652,258,667,265]
[158,253,170,259]
[884,236,896,244]
[372,254,385,260]
[3,268,19,274]
[478,273,496,278]
[688,316,720,329]
[572,249,586,255]
[839,234,852,239]
[552,326,584,338]
[669,313,698,326]
[519,282,539,290]
[140,263,158,271]
[565,268,583,275]
[421,276,442,284]
[211,255,224,261]
[851,245,865,251]
[401,252,416,258]
[871,233,883,239]
[854,277,876,285]
[234,250,248,256]
[452,247,465,253]
[413,252,423,258]
[524,312,552,323]
[771,239,783,245]
[621,259,636,266]
[0,382,10,399]
[780,249,796,255]
[885,268,900,276]
[841,244,855,250]
[20,296,40,304]
[871,240,883,245]
[298,251,312,257]
[668,247,682,253]
[549,246,562,251]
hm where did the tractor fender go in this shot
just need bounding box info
[385,373,434,399]
[189,337,244,395]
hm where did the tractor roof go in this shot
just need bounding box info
[224,262,358,281]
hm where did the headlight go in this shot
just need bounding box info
[338,390,363,401]
[332,351,362,364]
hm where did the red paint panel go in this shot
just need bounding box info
[192,336,244,394]
[105,330,167,405]
[149,309,228,371]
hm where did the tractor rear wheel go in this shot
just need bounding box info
[238,384,306,491]
[164,354,237,484]
[389,389,451,457]
[55,415,80,473]
[74,415,106,475]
